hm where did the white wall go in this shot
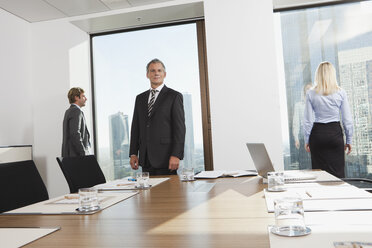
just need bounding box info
[204,0,284,171]
[30,20,91,197]
[1,0,285,197]
[0,9,33,146]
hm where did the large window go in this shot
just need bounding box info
[276,1,372,178]
[91,21,211,180]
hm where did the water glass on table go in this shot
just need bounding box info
[136,172,150,189]
[267,171,285,192]
[180,167,195,181]
[78,188,100,212]
[271,196,311,237]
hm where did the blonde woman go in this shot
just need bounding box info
[303,61,353,178]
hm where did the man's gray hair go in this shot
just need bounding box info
[146,58,166,73]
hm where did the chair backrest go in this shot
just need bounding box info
[0,160,49,213]
[56,155,106,193]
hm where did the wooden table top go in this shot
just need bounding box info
[0,175,273,248]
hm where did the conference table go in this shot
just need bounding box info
[0,175,273,247]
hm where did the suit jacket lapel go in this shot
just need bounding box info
[149,85,169,118]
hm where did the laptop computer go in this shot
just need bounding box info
[246,143,317,181]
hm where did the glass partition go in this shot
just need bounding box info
[276,1,372,178]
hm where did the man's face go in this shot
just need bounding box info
[75,93,87,107]
[147,62,166,87]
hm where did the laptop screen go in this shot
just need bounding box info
[246,143,317,181]
[246,143,274,179]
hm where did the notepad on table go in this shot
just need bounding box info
[194,170,257,179]
[283,170,317,181]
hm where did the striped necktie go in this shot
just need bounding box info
[148,89,157,116]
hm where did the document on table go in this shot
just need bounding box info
[264,185,372,212]
[0,227,60,248]
[52,195,108,204]
[305,186,372,199]
[94,177,169,191]
[269,211,372,248]
[303,198,372,212]
[283,170,343,183]
[2,192,138,215]
[94,179,137,190]
[194,170,257,179]
[268,224,372,248]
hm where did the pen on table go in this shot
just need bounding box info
[128,178,136,181]
[305,191,312,198]
[64,195,79,199]
[116,183,134,186]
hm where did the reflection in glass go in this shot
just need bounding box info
[276,1,372,178]
[109,112,130,179]
[291,83,312,170]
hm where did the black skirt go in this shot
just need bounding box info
[309,122,345,178]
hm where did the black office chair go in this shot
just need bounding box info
[56,155,106,193]
[0,160,49,213]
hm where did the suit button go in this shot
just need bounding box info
[147,124,150,128]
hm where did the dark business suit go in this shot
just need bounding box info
[62,104,90,157]
[129,85,185,171]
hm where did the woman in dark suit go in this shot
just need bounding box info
[303,61,353,178]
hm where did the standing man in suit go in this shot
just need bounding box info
[129,58,186,175]
[62,87,91,157]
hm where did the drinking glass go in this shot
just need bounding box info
[272,196,311,236]
[267,171,285,192]
[78,188,100,212]
[136,172,150,189]
[180,167,195,181]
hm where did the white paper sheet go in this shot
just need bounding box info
[2,192,138,215]
[52,195,108,204]
[194,170,257,179]
[0,227,60,248]
[268,224,372,248]
[284,171,342,183]
[194,170,226,178]
[94,177,169,191]
[264,185,372,212]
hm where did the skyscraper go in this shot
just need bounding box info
[338,47,372,174]
[182,93,195,169]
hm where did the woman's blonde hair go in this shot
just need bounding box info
[314,61,339,95]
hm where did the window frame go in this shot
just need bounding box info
[89,19,214,172]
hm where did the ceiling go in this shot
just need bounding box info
[0,0,175,22]
[0,0,355,23]
[71,1,203,34]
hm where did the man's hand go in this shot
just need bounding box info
[169,156,180,171]
[130,155,139,170]
[305,143,310,153]
[345,144,352,155]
